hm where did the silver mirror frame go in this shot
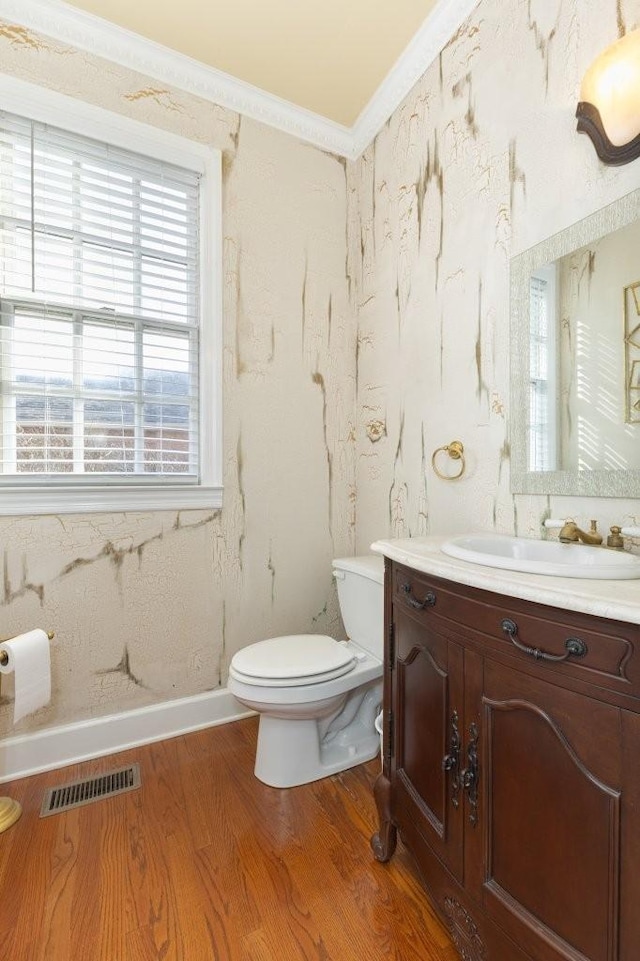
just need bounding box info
[510,188,640,497]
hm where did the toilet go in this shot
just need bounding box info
[228,555,384,788]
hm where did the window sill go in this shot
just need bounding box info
[0,485,223,517]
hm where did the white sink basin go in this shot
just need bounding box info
[441,534,640,579]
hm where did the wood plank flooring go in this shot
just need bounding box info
[0,717,458,960]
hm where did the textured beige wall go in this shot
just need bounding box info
[4,0,640,744]
[349,0,640,553]
[0,24,355,737]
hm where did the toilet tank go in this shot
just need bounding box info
[332,555,384,658]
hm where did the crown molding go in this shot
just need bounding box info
[0,0,481,160]
[351,0,482,156]
[0,0,356,156]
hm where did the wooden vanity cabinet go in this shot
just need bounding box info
[372,559,640,961]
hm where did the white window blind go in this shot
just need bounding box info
[0,110,201,484]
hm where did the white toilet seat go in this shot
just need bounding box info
[229,634,356,688]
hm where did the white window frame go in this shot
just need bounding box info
[0,75,222,515]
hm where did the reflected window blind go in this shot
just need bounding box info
[0,111,201,481]
[529,275,549,472]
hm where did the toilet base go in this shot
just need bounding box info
[254,683,382,788]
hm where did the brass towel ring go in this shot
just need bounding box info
[432,441,465,480]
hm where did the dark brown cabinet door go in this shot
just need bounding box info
[393,606,464,881]
[469,659,622,961]
[375,564,640,961]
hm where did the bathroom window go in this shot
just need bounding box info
[0,84,221,514]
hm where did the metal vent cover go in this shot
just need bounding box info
[40,763,141,817]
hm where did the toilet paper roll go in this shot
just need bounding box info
[0,629,51,723]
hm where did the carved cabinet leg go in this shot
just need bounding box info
[370,772,397,862]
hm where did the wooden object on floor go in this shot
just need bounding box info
[0,716,457,961]
[0,796,21,833]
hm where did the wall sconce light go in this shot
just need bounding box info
[576,29,640,165]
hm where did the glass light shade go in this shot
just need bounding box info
[576,30,640,164]
[580,29,640,147]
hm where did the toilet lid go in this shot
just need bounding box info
[230,634,356,685]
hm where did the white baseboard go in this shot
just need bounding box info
[0,688,254,784]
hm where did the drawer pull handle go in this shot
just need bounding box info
[501,618,588,662]
[402,583,436,610]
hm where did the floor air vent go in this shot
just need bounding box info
[40,763,141,817]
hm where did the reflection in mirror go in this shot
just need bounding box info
[529,219,640,473]
[529,264,557,471]
[511,188,640,497]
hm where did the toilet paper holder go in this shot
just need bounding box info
[0,630,55,834]
[0,630,54,666]
[0,630,54,693]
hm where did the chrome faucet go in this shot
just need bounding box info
[558,519,603,545]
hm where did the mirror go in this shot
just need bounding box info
[511,188,640,497]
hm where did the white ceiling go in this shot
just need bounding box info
[60,0,439,127]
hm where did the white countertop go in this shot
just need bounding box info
[371,536,640,626]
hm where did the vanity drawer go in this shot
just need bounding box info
[391,563,638,696]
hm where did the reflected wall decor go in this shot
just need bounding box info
[625,281,640,422]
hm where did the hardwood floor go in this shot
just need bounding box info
[0,717,458,960]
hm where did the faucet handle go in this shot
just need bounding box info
[607,526,625,550]
[589,519,599,533]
